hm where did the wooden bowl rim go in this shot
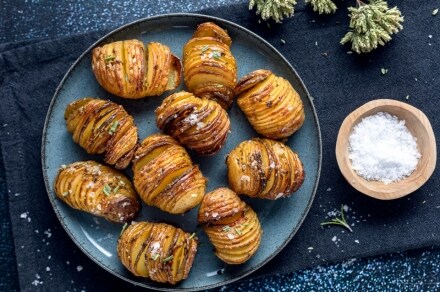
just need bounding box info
[335,99,437,200]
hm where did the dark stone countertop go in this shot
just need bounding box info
[1,0,439,291]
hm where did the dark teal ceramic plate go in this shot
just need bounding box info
[42,14,321,291]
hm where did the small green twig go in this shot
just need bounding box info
[320,205,353,233]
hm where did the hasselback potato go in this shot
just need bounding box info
[132,134,206,214]
[235,69,305,139]
[54,161,140,223]
[118,221,197,284]
[64,97,138,169]
[226,138,305,200]
[92,40,181,99]
[156,91,231,155]
[198,188,262,264]
[183,22,237,109]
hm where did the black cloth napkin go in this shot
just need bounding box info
[1,1,439,291]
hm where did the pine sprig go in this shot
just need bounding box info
[320,205,353,233]
[305,0,337,15]
[249,0,297,23]
[341,0,404,54]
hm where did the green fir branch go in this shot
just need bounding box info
[341,0,404,54]
[305,0,337,15]
[249,0,297,23]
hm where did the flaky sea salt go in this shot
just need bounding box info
[348,112,421,184]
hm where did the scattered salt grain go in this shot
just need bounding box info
[348,112,421,184]
[196,122,205,130]
[355,240,360,244]
[326,187,331,192]
[332,236,337,242]
[46,267,50,272]
[77,265,83,272]
[240,175,250,182]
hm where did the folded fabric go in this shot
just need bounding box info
[1,1,439,291]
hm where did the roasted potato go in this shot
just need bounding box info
[132,134,206,214]
[226,138,305,199]
[198,188,262,264]
[64,98,138,169]
[118,221,197,284]
[92,40,181,99]
[183,22,237,109]
[235,69,305,139]
[54,161,140,223]
[156,91,231,155]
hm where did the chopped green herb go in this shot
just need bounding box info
[120,222,128,237]
[201,45,209,53]
[104,55,116,63]
[113,186,120,194]
[162,255,174,263]
[320,204,353,233]
[211,51,221,60]
[433,8,439,16]
[151,253,160,261]
[108,120,119,135]
[381,68,388,75]
[188,233,196,240]
[234,228,242,235]
[222,225,231,232]
[103,184,112,196]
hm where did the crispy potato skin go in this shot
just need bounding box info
[156,91,231,156]
[198,188,262,264]
[183,22,237,109]
[132,134,207,214]
[226,138,305,199]
[235,69,305,139]
[54,161,140,223]
[118,221,197,284]
[92,40,181,99]
[64,98,138,169]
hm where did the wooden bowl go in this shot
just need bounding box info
[336,99,437,200]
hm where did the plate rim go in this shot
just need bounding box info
[41,12,322,291]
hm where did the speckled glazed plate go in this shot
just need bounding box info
[42,14,321,291]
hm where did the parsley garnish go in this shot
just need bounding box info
[234,228,242,235]
[162,255,174,263]
[104,55,116,63]
[200,45,209,53]
[108,120,119,135]
[188,233,196,240]
[211,51,221,60]
[151,253,160,261]
[222,225,231,232]
[103,184,112,196]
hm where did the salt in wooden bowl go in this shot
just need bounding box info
[336,99,437,200]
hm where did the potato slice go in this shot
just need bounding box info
[198,188,262,264]
[118,221,197,284]
[54,161,140,223]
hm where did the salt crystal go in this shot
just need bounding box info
[46,267,50,272]
[77,265,83,272]
[355,240,360,244]
[196,122,205,130]
[240,175,250,182]
[332,236,337,242]
[227,234,234,240]
[348,112,420,184]
[186,113,198,125]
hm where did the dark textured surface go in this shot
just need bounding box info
[1,0,440,291]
